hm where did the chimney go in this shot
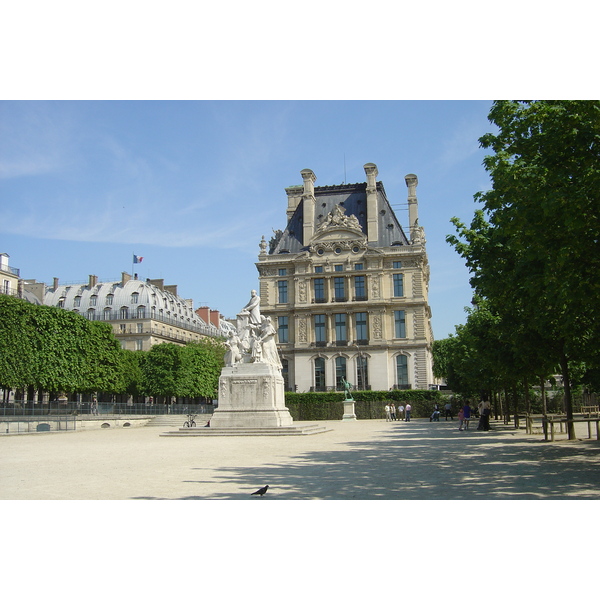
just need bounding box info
[121,272,131,285]
[405,174,419,238]
[53,277,59,291]
[195,307,210,324]
[88,274,98,288]
[147,278,164,291]
[285,185,304,222]
[209,309,220,328]
[364,163,379,243]
[300,168,316,246]
[164,284,178,296]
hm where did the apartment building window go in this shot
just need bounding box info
[278,268,287,276]
[393,273,404,297]
[131,292,139,304]
[394,310,406,338]
[137,323,144,333]
[278,280,288,303]
[103,307,111,320]
[120,307,129,319]
[354,263,364,271]
[137,306,146,319]
[334,277,346,301]
[334,314,347,343]
[335,356,347,389]
[334,264,344,272]
[314,314,326,344]
[396,354,409,388]
[355,312,368,343]
[106,294,113,305]
[314,266,323,273]
[278,316,289,343]
[354,275,366,301]
[314,278,325,302]
[90,295,97,306]
[314,357,326,391]
[74,296,81,307]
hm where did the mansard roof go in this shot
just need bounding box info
[270,181,409,255]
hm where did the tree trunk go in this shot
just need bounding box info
[559,351,576,440]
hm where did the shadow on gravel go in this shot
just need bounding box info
[133,422,600,500]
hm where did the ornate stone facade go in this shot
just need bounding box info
[257,164,435,392]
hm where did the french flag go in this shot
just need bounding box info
[133,255,144,264]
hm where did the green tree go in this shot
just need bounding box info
[178,338,225,399]
[448,100,600,438]
[140,343,184,398]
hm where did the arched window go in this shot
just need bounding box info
[103,307,112,320]
[120,306,129,319]
[87,308,95,319]
[396,354,409,389]
[356,354,369,390]
[131,292,139,304]
[314,357,326,391]
[335,356,347,390]
[137,306,146,319]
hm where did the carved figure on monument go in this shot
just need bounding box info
[249,328,263,363]
[240,289,261,325]
[224,331,243,367]
[257,316,282,369]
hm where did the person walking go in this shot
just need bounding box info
[462,400,472,430]
[458,407,465,430]
[444,401,453,420]
[477,398,491,431]
[405,403,412,422]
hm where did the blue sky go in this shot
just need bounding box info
[1,100,495,338]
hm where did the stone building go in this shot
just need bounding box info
[256,163,434,392]
[22,271,232,350]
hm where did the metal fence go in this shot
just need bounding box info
[0,402,215,417]
[1,415,77,434]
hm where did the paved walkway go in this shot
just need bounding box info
[1,418,599,500]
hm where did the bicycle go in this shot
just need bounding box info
[183,414,197,427]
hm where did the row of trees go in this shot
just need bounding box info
[0,295,225,402]
[434,100,600,439]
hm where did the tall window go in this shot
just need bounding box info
[314,278,325,302]
[278,316,289,343]
[355,312,368,342]
[334,277,346,301]
[137,306,146,319]
[314,314,326,343]
[334,313,347,342]
[356,354,369,390]
[103,307,111,320]
[278,280,288,303]
[90,295,97,306]
[131,292,139,304]
[394,310,406,338]
[120,307,129,319]
[314,357,326,391]
[396,354,409,388]
[106,294,113,305]
[74,296,81,307]
[393,273,404,297]
[335,356,347,389]
[354,275,366,300]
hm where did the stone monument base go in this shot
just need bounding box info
[209,361,293,429]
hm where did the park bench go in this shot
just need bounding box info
[544,415,600,442]
[580,406,600,418]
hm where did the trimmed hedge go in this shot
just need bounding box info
[284,390,445,421]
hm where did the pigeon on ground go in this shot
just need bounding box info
[251,485,269,496]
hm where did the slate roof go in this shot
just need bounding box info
[270,181,409,254]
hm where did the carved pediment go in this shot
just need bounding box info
[315,204,363,236]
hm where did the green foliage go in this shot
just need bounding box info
[446,101,600,431]
[178,338,226,399]
[284,390,444,420]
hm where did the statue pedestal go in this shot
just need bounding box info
[210,362,293,428]
[342,399,357,421]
